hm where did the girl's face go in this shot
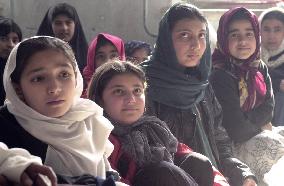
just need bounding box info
[228,19,256,60]
[95,43,119,68]
[130,48,149,65]
[261,18,284,51]
[52,14,75,42]
[0,32,20,59]
[16,49,76,118]
[171,18,207,67]
[101,73,145,125]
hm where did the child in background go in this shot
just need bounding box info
[0,17,22,105]
[0,142,56,186]
[0,36,123,185]
[210,7,284,185]
[82,33,125,97]
[37,2,88,73]
[125,40,152,65]
[259,7,284,126]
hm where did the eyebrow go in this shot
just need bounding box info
[228,28,254,33]
[109,84,143,89]
[26,63,72,76]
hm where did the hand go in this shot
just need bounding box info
[0,175,8,186]
[20,164,57,186]
[261,122,273,131]
[242,177,257,186]
[280,79,284,92]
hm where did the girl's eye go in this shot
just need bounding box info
[60,71,71,79]
[95,54,106,61]
[134,88,144,95]
[247,32,254,37]
[199,33,206,39]
[230,33,238,38]
[180,32,189,39]
[31,76,44,82]
[110,53,119,59]
[113,89,124,96]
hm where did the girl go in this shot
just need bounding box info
[0,36,122,184]
[82,33,125,97]
[210,7,284,185]
[0,17,22,105]
[142,3,257,186]
[125,40,152,65]
[37,2,88,73]
[87,60,235,186]
[0,142,56,186]
[259,7,284,126]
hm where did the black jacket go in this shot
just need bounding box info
[146,85,256,186]
[0,106,47,160]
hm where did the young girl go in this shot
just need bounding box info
[125,40,152,65]
[37,2,88,73]
[259,7,284,126]
[210,7,284,185]
[87,60,236,186]
[142,2,256,186]
[0,142,56,186]
[0,36,123,184]
[82,33,125,97]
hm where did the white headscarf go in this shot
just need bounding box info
[3,36,114,177]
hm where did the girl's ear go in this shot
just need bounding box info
[12,83,25,101]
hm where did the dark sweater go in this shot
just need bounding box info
[210,62,274,143]
[0,106,48,160]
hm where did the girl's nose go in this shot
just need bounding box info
[47,80,62,94]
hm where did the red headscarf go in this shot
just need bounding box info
[212,7,266,111]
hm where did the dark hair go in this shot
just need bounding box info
[11,37,76,84]
[125,40,152,57]
[261,10,284,24]
[49,3,76,21]
[95,35,116,53]
[168,3,207,31]
[87,60,146,106]
[0,17,22,40]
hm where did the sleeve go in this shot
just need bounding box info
[210,68,273,143]
[0,142,42,183]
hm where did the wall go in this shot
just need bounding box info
[0,0,179,45]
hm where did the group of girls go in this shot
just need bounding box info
[1,1,284,186]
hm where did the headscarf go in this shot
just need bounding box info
[212,7,266,111]
[110,116,178,167]
[142,2,211,109]
[3,36,114,177]
[36,3,88,73]
[259,7,284,68]
[83,33,126,85]
[125,40,152,57]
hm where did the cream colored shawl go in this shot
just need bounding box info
[3,36,114,177]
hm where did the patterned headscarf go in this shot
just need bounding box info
[212,7,266,111]
[83,33,126,85]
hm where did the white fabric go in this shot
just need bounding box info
[263,155,284,186]
[233,127,284,186]
[0,142,42,183]
[3,36,114,177]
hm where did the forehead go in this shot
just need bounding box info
[97,43,117,53]
[1,32,19,39]
[106,73,143,87]
[229,19,253,31]
[24,49,73,70]
[262,18,284,27]
[53,14,73,22]
[172,18,206,31]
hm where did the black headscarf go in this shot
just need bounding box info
[36,3,88,73]
[142,3,211,109]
